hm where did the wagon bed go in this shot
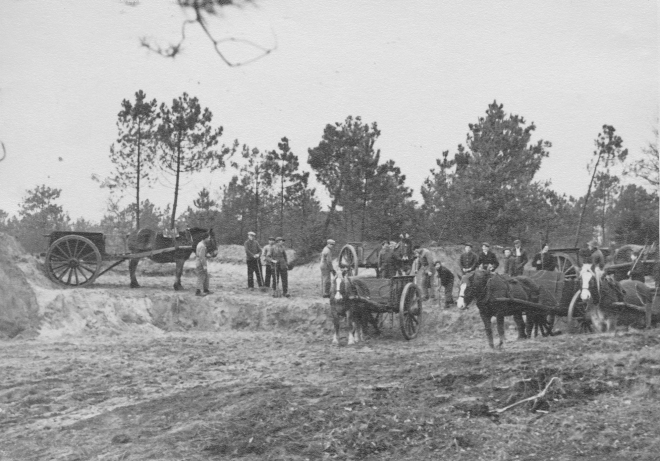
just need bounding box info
[342,275,422,340]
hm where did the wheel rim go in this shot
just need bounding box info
[555,253,579,280]
[567,290,593,334]
[399,283,422,340]
[46,235,101,287]
[339,245,359,276]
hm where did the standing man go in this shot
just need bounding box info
[195,233,213,297]
[378,240,396,279]
[320,239,336,298]
[262,237,276,289]
[270,236,290,297]
[532,243,556,271]
[512,239,528,276]
[413,245,435,301]
[244,231,263,290]
[587,239,605,270]
[477,242,499,272]
[434,260,455,308]
[502,248,515,276]
[459,243,478,274]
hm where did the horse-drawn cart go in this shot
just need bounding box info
[341,274,423,340]
[44,230,193,287]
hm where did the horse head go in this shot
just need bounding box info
[457,269,490,308]
[579,264,600,303]
[189,227,218,257]
[330,266,351,303]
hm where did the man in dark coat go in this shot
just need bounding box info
[378,240,396,279]
[502,248,515,276]
[459,243,478,274]
[587,240,605,270]
[477,242,499,272]
[434,260,456,308]
[532,243,556,271]
[512,239,528,276]
[244,231,263,289]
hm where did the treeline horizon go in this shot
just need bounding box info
[0,94,657,256]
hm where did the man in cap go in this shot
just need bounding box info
[512,239,528,276]
[413,245,435,301]
[244,231,263,290]
[195,233,213,296]
[378,240,397,279]
[459,243,478,274]
[320,239,336,298]
[502,248,515,276]
[261,237,276,289]
[270,237,289,297]
[477,242,499,272]
[587,239,605,270]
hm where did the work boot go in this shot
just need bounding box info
[204,290,213,295]
[195,290,205,297]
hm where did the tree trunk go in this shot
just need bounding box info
[136,121,141,230]
[574,152,603,246]
[280,167,284,237]
[323,182,342,239]
[255,169,260,239]
[170,136,181,230]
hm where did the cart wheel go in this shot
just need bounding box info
[554,252,579,280]
[45,235,101,287]
[567,290,594,334]
[339,244,359,276]
[529,313,556,337]
[399,282,422,340]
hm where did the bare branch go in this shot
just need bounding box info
[139,0,277,66]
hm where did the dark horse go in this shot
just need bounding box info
[127,227,217,290]
[457,270,541,348]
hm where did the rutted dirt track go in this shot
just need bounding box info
[2,239,660,460]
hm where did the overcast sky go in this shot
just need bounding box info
[0,0,657,223]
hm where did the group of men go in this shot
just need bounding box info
[244,231,290,297]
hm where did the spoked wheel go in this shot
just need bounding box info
[527,313,556,337]
[399,282,422,340]
[567,290,594,334]
[554,252,579,280]
[45,235,102,287]
[339,244,359,276]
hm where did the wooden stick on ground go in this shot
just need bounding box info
[492,377,561,414]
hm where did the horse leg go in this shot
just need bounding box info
[129,258,140,288]
[331,304,341,346]
[173,257,184,291]
[347,308,356,345]
[480,312,495,349]
[514,312,527,340]
[496,315,506,348]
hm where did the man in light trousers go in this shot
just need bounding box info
[195,234,212,296]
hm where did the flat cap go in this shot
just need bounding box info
[276,236,285,242]
[482,242,490,247]
[327,239,336,245]
[463,242,473,247]
[247,231,256,236]
[513,239,521,244]
[268,236,275,241]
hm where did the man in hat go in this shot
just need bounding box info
[459,243,478,274]
[320,239,336,298]
[195,233,213,296]
[532,242,556,271]
[261,236,276,288]
[244,231,263,289]
[502,248,515,276]
[413,245,435,301]
[477,242,499,272]
[512,239,528,276]
[587,239,605,270]
[270,237,289,297]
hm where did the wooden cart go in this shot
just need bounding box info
[43,231,192,287]
[338,242,382,277]
[342,274,422,340]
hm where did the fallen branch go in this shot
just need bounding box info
[492,377,561,414]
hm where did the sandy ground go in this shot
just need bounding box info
[2,247,660,460]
